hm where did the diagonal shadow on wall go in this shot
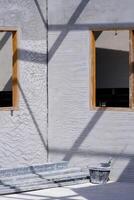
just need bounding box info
[118,156,134,183]
[0,32,12,50]
[34,0,91,62]
[63,109,105,161]
[34,0,48,30]
[18,83,48,152]
[19,0,102,65]
[48,0,90,62]
[19,49,47,64]
[21,0,93,65]
[32,0,93,162]
[62,31,103,161]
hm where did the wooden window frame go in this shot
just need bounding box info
[0,28,19,111]
[90,30,134,111]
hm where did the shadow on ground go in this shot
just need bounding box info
[1,182,134,200]
[72,182,134,200]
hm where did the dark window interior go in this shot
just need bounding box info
[0,91,12,107]
[95,31,129,108]
[96,88,129,107]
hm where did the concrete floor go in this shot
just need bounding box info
[0,182,134,200]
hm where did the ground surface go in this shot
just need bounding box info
[0,182,134,200]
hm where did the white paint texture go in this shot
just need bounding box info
[0,0,47,168]
[48,0,134,25]
[48,0,134,182]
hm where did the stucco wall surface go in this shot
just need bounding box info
[48,0,134,182]
[0,0,47,168]
[48,0,134,29]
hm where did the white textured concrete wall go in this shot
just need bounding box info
[48,0,134,182]
[0,0,47,168]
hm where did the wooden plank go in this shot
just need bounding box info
[129,30,134,108]
[90,31,96,108]
[12,31,19,109]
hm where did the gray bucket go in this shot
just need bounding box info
[89,167,110,184]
